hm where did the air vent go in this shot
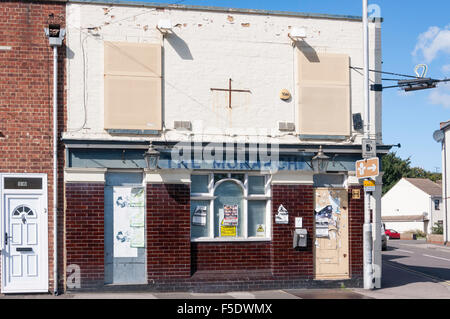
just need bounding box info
[278,121,295,132]
[174,121,192,131]
[353,113,363,131]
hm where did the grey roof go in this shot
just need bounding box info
[404,178,442,197]
[68,0,371,22]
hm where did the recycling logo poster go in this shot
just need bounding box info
[113,187,145,258]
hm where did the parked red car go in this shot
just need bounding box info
[385,229,401,239]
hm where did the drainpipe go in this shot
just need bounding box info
[45,25,65,295]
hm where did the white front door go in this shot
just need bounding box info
[1,180,48,293]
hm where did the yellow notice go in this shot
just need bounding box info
[363,180,375,187]
[221,226,236,237]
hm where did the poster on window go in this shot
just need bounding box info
[223,204,238,226]
[113,187,145,257]
[256,224,265,237]
[192,206,207,226]
[220,225,237,237]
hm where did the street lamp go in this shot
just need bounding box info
[311,146,330,173]
[144,142,160,170]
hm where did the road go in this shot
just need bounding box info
[353,239,450,299]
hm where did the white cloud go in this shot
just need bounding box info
[428,84,450,108]
[442,64,450,74]
[412,25,450,63]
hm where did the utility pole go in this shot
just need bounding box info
[363,0,374,290]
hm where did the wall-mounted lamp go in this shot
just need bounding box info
[144,142,160,170]
[288,27,307,43]
[157,19,173,34]
[310,146,330,174]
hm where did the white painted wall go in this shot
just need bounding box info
[64,2,382,145]
[442,127,450,243]
[382,178,429,217]
[430,195,443,227]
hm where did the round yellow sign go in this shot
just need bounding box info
[279,89,291,100]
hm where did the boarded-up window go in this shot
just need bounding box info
[104,42,162,131]
[298,51,350,138]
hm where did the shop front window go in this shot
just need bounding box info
[190,173,271,241]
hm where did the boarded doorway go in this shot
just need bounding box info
[314,188,349,280]
[104,172,147,285]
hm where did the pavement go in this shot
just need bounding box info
[1,288,370,299]
[1,240,449,299]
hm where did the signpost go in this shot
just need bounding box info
[356,157,379,179]
[363,179,376,192]
[362,138,377,158]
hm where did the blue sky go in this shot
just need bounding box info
[136,0,450,172]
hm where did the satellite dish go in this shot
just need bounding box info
[433,130,444,143]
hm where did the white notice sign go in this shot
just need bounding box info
[275,205,289,224]
[113,187,145,257]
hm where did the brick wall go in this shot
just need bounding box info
[191,242,271,273]
[65,183,104,288]
[0,0,66,292]
[271,184,315,278]
[63,182,364,290]
[348,186,364,277]
[146,184,191,279]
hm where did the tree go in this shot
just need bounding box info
[381,152,411,194]
[381,152,441,194]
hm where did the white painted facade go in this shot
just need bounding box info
[381,178,442,234]
[440,123,450,244]
[64,2,382,145]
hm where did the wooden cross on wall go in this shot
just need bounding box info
[210,78,251,109]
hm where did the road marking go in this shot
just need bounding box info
[423,254,450,262]
[384,261,450,287]
[396,249,414,254]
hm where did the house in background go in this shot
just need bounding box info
[382,178,442,234]
[435,121,450,245]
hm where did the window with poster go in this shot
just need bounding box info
[190,173,271,241]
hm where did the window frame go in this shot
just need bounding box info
[434,199,440,210]
[190,172,272,242]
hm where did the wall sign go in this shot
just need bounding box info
[4,177,42,190]
[275,204,289,224]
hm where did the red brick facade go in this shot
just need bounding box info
[64,182,365,291]
[348,186,364,277]
[271,184,314,277]
[65,183,105,288]
[0,0,66,292]
[146,184,191,279]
